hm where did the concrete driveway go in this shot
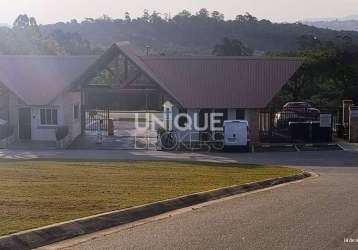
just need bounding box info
[29,149,358,250]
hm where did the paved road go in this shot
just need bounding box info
[37,150,358,250]
[1,147,358,166]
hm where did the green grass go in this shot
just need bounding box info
[0,160,300,236]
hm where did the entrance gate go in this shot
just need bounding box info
[80,106,162,150]
[84,107,110,132]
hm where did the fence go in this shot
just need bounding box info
[259,107,341,143]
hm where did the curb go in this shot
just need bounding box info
[0,171,311,250]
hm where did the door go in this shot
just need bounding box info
[19,108,32,140]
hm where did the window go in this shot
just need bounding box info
[40,108,58,125]
[236,109,246,120]
[74,104,79,120]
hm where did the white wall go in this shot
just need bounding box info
[30,96,64,141]
[27,91,81,143]
[6,89,81,144]
[8,92,20,139]
[63,91,82,146]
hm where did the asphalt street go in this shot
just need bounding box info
[37,150,358,250]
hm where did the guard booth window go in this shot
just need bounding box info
[236,109,245,120]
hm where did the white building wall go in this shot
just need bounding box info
[8,93,20,139]
[27,91,81,143]
[63,91,82,146]
[3,88,81,145]
[30,96,64,141]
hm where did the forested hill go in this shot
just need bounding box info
[305,20,358,32]
[40,10,358,54]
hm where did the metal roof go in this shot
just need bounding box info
[140,56,303,109]
[0,43,303,109]
[0,55,98,105]
[113,43,303,109]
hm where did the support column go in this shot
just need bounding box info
[246,109,260,144]
[349,106,358,142]
[124,58,128,80]
[343,100,353,127]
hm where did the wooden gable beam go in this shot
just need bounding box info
[124,58,129,80]
[119,72,142,89]
[70,44,120,90]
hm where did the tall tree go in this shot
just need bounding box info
[211,11,224,21]
[196,8,210,18]
[272,37,358,107]
[13,14,30,29]
[0,14,94,55]
[124,12,131,23]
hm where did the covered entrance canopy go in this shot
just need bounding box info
[69,42,178,149]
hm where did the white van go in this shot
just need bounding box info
[223,120,250,152]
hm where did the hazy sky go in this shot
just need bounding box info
[0,0,357,25]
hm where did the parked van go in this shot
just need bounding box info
[223,120,250,152]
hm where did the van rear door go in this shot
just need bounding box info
[224,121,248,146]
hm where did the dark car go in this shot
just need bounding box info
[283,102,320,114]
[274,102,320,128]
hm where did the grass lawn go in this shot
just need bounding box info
[0,160,300,236]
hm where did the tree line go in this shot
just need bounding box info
[0,14,95,55]
[40,9,358,54]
